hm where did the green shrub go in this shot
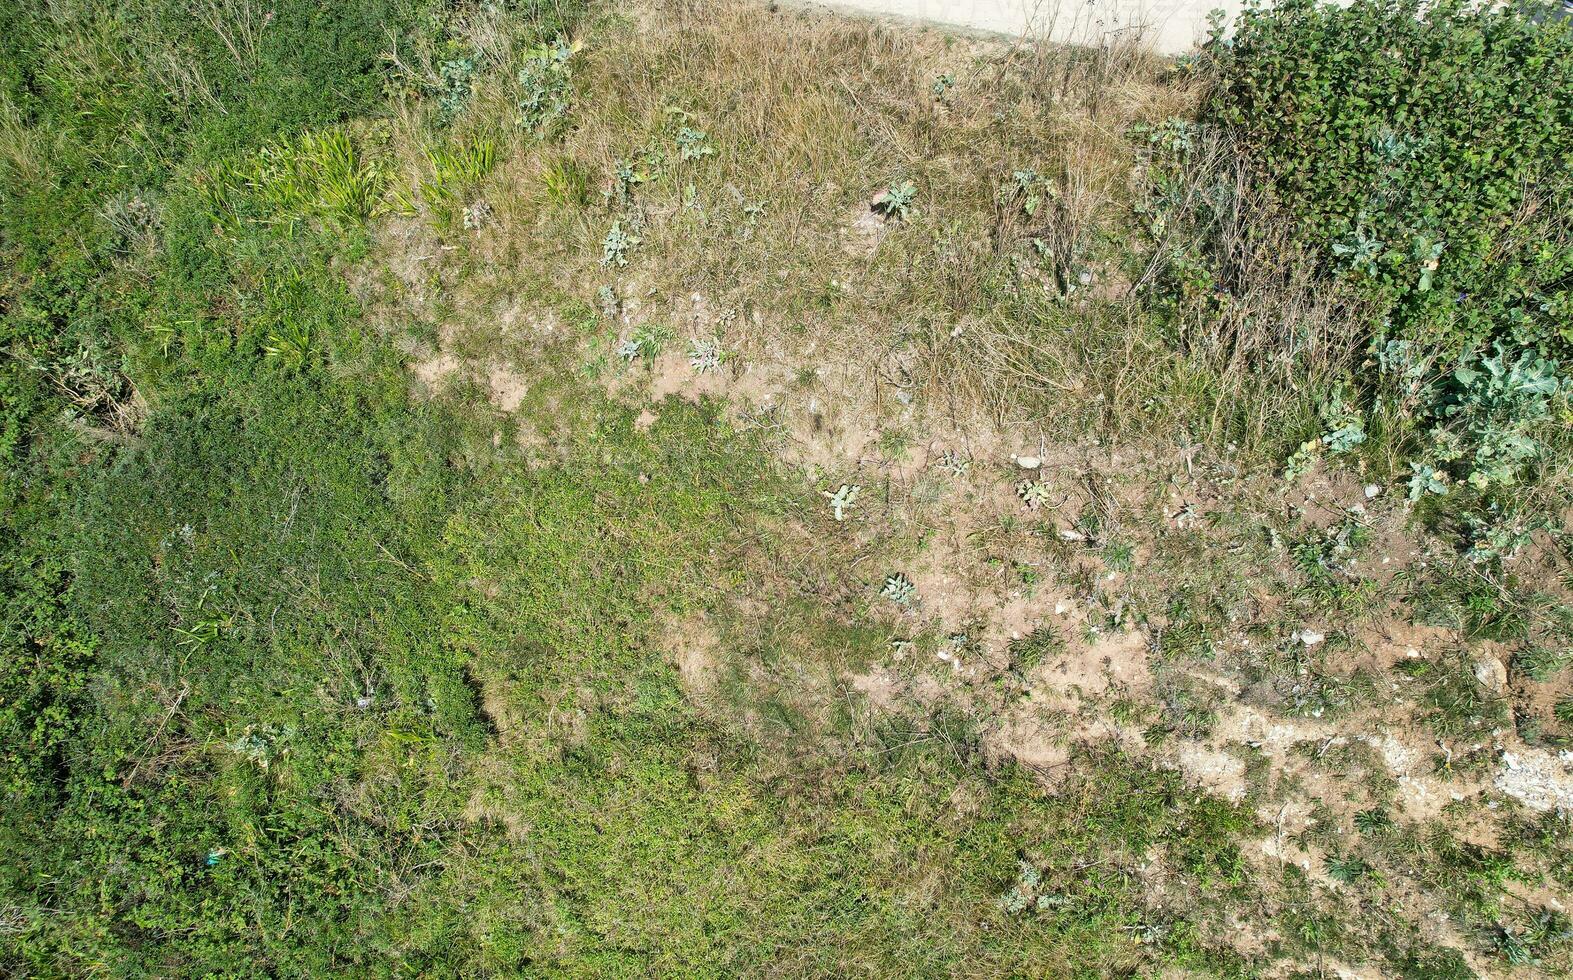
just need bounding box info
[517,41,577,136]
[1204,0,1573,362]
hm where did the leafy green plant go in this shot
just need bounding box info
[1016,479,1052,511]
[518,41,577,136]
[823,483,860,521]
[881,573,918,607]
[687,336,723,373]
[872,180,917,221]
[1407,462,1449,501]
[437,55,477,122]
[1429,343,1562,494]
[602,220,640,267]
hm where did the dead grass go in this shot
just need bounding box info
[372,0,1311,456]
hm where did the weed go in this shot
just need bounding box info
[461,200,494,230]
[541,155,590,206]
[1431,343,1562,496]
[881,573,918,608]
[1008,626,1063,674]
[1016,480,1053,511]
[675,126,714,162]
[1517,646,1573,682]
[1354,807,1393,836]
[871,180,917,221]
[999,859,1068,914]
[262,321,314,370]
[687,336,723,373]
[823,484,861,521]
[601,220,640,267]
[423,137,497,203]
[616,325,666,362]
[437,55,477,122]
[518,41,576,136]
[1555,698,1573,726]
[936,450,971,477]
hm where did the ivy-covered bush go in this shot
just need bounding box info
[1203,0,1573,362]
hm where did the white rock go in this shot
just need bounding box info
[1473,656,1508,693]
[1295,629,1326,647]
[1365,484,1381,499]
[1016,455,1042,470]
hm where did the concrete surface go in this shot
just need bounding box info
[807,0,1253,55]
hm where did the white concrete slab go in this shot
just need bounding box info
[802,0,1252,55]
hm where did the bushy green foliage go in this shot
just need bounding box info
[1431,343,1563,492]
[1205,0,1573,361]
[517,41,577,136]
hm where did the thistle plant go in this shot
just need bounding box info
[461,200,493,230]
[823,484,861,521]
[937,449,970,476]
[998,860,1065,915]
[602,220,640,266]
[518,42,576,135]
[616,326,664,362]
[872,180,917,221]
[881,573,917,607]
[688,336,723,373]
[597,284,619,320]
[676,126,714,162]
[1016,480,1052,511]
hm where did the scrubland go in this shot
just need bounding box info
[3,0,1573,975]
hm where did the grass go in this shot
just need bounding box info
[3,0,1573,975]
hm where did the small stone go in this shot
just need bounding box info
[1058,529,1087,542]
[1364,483,1381,499]
[1473,656,1508,693]
[1016,455,1042,470]
[1295,629,1325,647]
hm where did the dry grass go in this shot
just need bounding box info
[370,0,1344,462]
